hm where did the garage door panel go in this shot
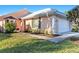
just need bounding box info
[58,18,70,33]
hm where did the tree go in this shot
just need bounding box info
[67,6,79,21]
[67,6,79,32]
[5,21,15,33]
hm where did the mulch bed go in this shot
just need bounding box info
[31,33,60,38]
[73,40,79,45]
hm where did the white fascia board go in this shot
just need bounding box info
[22,8,66,19]
[21,8,54,19]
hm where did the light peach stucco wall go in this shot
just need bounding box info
[25,17,52,34]
[41,17,52,34]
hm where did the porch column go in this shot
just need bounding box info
[21,19,25,32]
[46,12,50,28]
[46,12,52,34]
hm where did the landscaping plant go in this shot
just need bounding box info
[72,24,78,32]
[5,22,15,33]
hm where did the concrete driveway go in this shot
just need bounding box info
[48,32,79,43]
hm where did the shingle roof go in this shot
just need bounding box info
[4,9,31,18]
[0,9,31,21]
[0,16,5,21]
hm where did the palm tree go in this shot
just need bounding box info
[67,6,79,32]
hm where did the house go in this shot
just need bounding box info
[22,8,72,35]
[0,9,31,32]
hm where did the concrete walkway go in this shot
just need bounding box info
[27,32,79,43]
[28,33,50,40]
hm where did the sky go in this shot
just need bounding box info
[0,5,76,15]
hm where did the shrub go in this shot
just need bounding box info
[40,30,44,34]
[25,25,31,32]
[72,24,78,32]
[44,29,49,35]
[31,29,40,34]
[5,22,15,33]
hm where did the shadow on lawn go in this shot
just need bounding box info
[0,39,74,53]
[0,33,12,41]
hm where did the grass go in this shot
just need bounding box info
[0,33,79,53]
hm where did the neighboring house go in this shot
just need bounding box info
[22,8,71,35]
[0,9,31,32]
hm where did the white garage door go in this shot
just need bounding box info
[58,18,70,34]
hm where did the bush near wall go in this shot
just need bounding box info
[72,24,78,32]
[5,22,15,33]
[30,29,40,34]
[28,28,51,35]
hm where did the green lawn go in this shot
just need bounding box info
[0,33,79,53]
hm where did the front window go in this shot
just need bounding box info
[32,19,39,28]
